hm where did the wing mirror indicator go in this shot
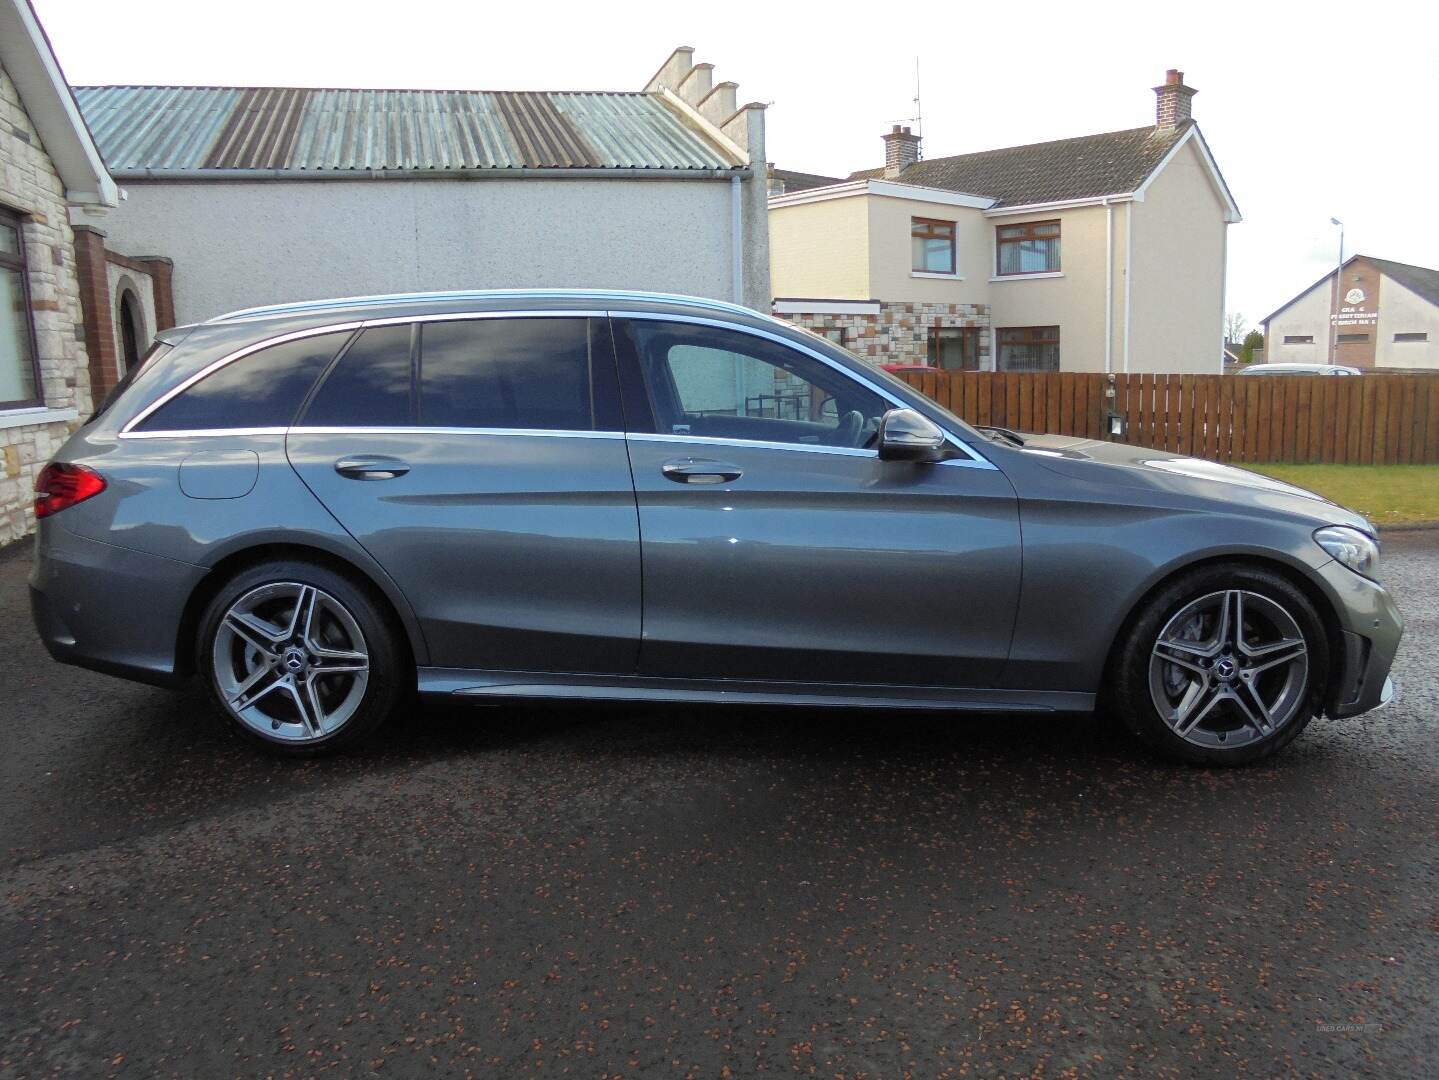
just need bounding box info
[877,408,950,463]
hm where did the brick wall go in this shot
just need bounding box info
[775,301,992,367]
[0,65,93,544]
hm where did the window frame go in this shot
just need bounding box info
[996,325,1061,372]
[608,312,997,468]
[994,219,1061,277]
[0,207,44,411]
[124,312,627,439]
[129,328,355,434]
[117,309,998,471]
[1282,335,1315,345]
[911,216,957,275]
[1335,333,1370,345]
[121,322,364,436]
[927,326,982,371]
[1393,332,1427,343]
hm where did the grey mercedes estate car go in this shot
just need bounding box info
[30,290,1401,765]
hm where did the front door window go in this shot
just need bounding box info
[626,320,887,450]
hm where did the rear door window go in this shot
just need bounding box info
[418,318,598,431]
[301,324,414,427]
[132,330,353,432]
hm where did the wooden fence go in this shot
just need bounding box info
[895,371,1439,465]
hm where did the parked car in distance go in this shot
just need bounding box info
[31,290,1402,765]
[1238,363,1362,376]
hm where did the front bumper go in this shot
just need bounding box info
[29,521,206,687]
[1315,558,1404,719]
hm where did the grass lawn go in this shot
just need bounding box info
[1248,464,1439,526]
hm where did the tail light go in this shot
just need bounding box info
[34,462,106,519]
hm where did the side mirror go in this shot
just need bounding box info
[877,408,949,462]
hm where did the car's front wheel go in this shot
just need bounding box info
[197,560,406,755]
[1111,564,1328,766]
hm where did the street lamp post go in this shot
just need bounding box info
[1329,217,1344,366]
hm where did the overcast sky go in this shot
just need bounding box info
[34,0,1438,333]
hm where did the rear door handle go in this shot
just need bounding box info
[661,458,743,484]
[334,455,410,481]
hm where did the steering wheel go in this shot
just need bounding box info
[832,409,864,448]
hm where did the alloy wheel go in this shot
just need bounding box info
[212,582,370,743]
[1148,589,1310,750]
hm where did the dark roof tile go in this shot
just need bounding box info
[850,123,1191,206]
[770,167,845,193]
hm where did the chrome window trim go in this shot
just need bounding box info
[120,322,364,435]
[627,432,880,459]
[118,427,289,440]
[604,309,997,470]
[289,426,626,440]
[119,427,629,441]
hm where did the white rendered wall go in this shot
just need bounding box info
[102,178,741,325]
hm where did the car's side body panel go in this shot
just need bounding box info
[416,666,1094,713]
[30,517,207,685]
[287,428,642,673]
[30,427,433,676]
[623,435,1022,686]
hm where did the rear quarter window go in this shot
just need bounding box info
[131,330,354,432]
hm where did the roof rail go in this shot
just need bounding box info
[207,289,763,324]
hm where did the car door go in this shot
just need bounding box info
[286,314,641,674]
[611,315,1022,688]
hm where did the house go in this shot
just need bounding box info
[0,0,122,543]
[768,167,844,195]
[1262,256,1438,371]
[769,70,1239,374]
[72,46,771,326]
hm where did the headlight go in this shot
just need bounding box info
[1314,525,1380,580]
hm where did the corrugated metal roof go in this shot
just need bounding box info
[72,85,742,174]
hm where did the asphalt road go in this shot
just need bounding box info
[1,535,1436,1078]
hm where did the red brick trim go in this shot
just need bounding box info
[136,257,176,332]
[104,249,153,275]
[71,225,120,402]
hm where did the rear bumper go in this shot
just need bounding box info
[29,521,205,687]
[1317,559,1404,719]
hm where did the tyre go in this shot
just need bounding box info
[197,559,406,755]
[1110,563,1328,766]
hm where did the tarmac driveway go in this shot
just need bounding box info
[1,533,1436,1077]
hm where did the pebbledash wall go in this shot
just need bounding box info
[0,69,89,544]
[773,299,992,367]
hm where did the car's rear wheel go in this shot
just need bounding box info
[198,560,405,755]
[1111,564,1328,766]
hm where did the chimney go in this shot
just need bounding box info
[1153,68,1197,129]
[882,125,920,178]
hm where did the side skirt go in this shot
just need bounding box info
[418,667,1095,713]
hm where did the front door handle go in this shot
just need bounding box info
[661,458,743,485]
[334,455,410,481]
